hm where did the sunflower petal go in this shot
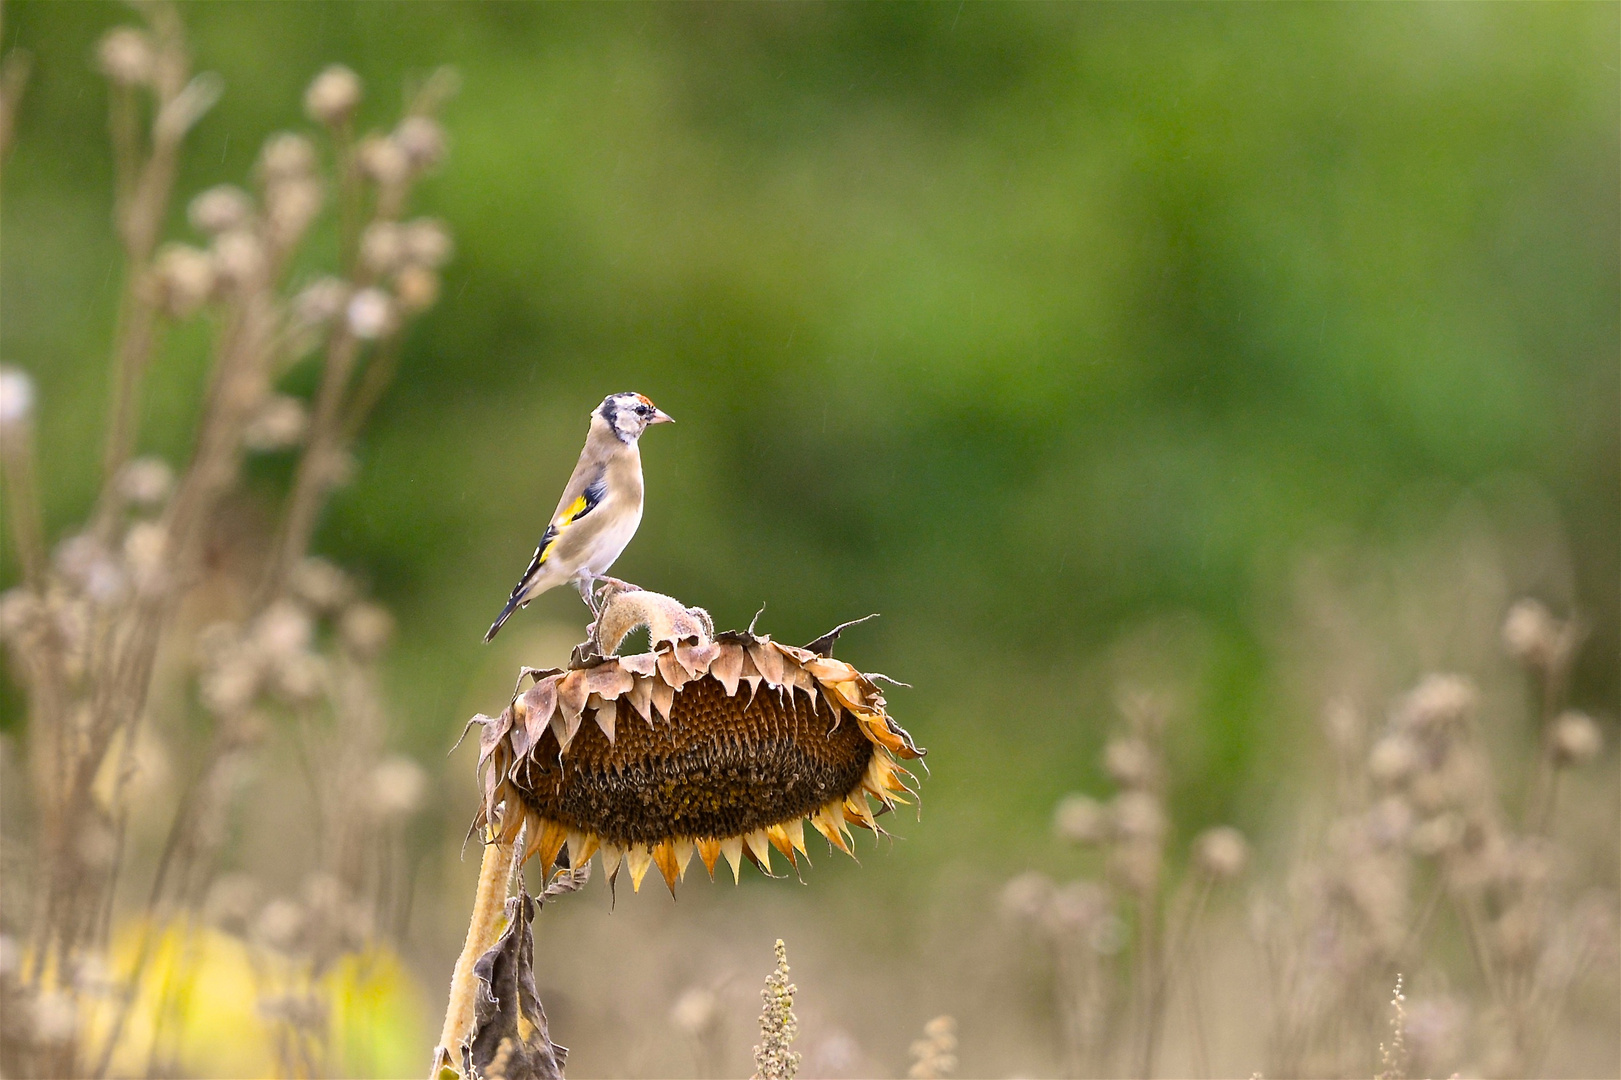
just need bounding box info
[766,823,795,865]
[721,836,744,884]
[653,840,680,896]
[697,838,721,880]
[567,830,599,868]
[627,844,653,893]
[745,829,774,871]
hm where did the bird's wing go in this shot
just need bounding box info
[521,471,608,589]
[484,471,607,643]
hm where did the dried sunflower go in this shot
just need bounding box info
[465,588,924,895]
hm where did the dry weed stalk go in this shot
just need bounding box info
[1005,689,1250,1078]
[1255,601,1613,1078]
[0,7,451,1074]
[752,939,801,1080]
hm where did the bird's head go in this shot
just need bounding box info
[596,392,673,443]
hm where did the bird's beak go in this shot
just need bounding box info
[650,409,674,425]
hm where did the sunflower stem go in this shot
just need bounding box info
[433,834,521,1078]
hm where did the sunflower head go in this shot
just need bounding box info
[466,589,923,896]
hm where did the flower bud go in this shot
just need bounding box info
[670,987,717,1036]
[402,217,453,267]
[394,115,445,170]
[394,265,440,312]
[289,557,353,612]
[999,871,1055,923]
[1551,711,1602,765]
[188,185,255,235]
[303,64,362,126]
[346,287,395,339]
[359,221,405,275]
[258,133,317,183]
[356,134,409,187]
[1368,733,1420,785]
[1111,790,1165,841]
[242,394,309,452]
[264,176,324,250]
[1192,826,1249,880]
[211,230,266,292]
[1502,599,1559,666]
[151,244,217,317]
[1104,736,1153,787]
[97,28,155,87]
[291,276,349,328]
[117,457,174,508]
[1394,674,1476,732]
[1052,793,1107,846]
[369,755,427,818]
[0,366,35,430]
[339,602,393,660]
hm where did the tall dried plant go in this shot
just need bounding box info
[1003,690,1250,1079]
[1253,601,1612,1078]
[0,6,451,1075]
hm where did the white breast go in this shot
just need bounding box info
[581,501,642,577]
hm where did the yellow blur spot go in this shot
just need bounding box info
[76,920,430,1079]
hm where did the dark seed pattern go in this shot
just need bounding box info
[511,675,873,846]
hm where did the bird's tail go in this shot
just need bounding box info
[484,595,524,643]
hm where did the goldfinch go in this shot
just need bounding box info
[484,392,673,642]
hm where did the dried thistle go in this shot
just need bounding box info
[752,939,801,1080]
[0,8,453,1074]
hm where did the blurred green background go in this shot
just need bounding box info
[3,0,1617,998]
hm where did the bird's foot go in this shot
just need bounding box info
[577,576,601,617]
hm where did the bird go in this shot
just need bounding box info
[484,392,673,642]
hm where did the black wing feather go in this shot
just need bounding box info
[483,476,607,643]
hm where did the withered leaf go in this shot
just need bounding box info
[465,887,568,1080]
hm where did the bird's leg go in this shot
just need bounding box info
[595,575,638,593]
[577,575,601,615]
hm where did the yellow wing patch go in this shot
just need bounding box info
[558,494,591,525]
[534,495,592,567]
